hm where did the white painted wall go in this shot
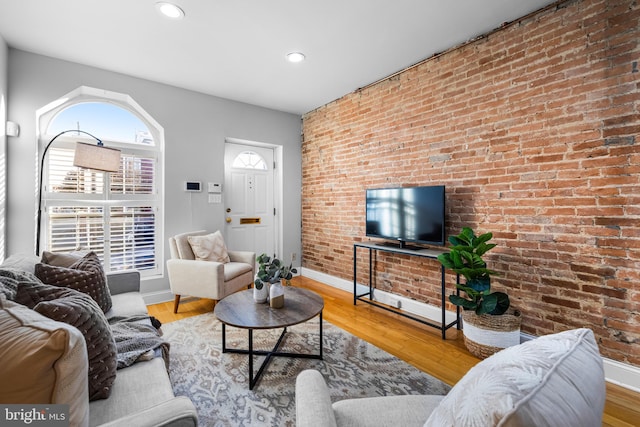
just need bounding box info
[0,36,7,262]
[6,49,302,298]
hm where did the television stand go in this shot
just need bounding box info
[353,241,460,340]
[380,241,423,251]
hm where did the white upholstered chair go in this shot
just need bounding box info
[296,328,606,427]
[167,230,255,313]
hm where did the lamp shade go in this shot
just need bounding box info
[73,142,121,172]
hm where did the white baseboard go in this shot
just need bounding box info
[302,267,640,393]
[602,357,640,393]
[142,289,174,305]
[301,267,457,328]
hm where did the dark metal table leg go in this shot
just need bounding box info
[441,265,446,340]
[249,329,254,389]
[319,311,323,359]
[222,323,227,352]
[225,318,324,390]
[353,245,357,305]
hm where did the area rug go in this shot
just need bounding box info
[162,312,450,427]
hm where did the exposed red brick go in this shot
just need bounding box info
[302,0,640,368]
[541,295,583,310]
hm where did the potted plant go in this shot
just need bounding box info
[437,227,520,358]
[254,253,297,308]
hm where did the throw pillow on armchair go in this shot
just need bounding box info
[187,230,231,263]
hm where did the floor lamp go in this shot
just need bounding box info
[36,130,122,255]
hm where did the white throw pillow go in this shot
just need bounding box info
[424,328,605,427]
[187,230,230,263]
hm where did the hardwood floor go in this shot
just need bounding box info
[148,276,640,427]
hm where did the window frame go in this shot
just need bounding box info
[36,86,165,278]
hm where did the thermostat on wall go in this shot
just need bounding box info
[208,182,222,193]
[184,181,202,192]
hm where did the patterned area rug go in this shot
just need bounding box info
[162,312,450,426]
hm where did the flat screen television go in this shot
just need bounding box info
[366,185,445,248]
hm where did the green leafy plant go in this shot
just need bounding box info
[437,227,510,315]
[254,253,297,290]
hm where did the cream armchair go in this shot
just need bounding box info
[167,230,255,313]
[295,328,605,427]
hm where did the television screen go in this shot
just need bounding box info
[366,185,445,248]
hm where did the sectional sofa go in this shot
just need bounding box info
[0,254,197,427]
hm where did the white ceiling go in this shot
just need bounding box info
[0,0,557,115]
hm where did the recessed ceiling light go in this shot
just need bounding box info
[286,52,306,63]
[156,2,185,19]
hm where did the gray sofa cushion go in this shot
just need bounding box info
[16,282,118,401]
[334,395,444,427]
[105,292,149,320]
[88,357,175,427]
[41,250,89,267]
[1,253,40,273]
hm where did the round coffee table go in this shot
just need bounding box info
[214,287,324,389]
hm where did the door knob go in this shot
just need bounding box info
[226,217,232,223]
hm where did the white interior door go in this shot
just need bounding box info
[223,142,275,257]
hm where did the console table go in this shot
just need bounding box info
[353,242,460,339]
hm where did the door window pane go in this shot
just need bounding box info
[232,151,268,170]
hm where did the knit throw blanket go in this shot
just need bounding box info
[109,316,170,370]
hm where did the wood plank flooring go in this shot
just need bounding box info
[148,276,640,427]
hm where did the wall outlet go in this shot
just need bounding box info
[291,252,297,261]
[388,298,402,309]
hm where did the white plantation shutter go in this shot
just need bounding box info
[111,154,155,195]
[108,206,156,271]
[48,206,105,256]
[48,147,105,194]
[43,140,160,276]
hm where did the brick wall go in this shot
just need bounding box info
[301,0,640,367]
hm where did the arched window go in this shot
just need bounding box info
[232,151,268,170]
[48,102,153,145]
[37,87,164,277]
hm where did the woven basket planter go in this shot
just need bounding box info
[462,310,522,359]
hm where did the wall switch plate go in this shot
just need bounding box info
[208,194,222,203]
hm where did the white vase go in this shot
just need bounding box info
[269,281,285,309]
[253,283,269,303]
